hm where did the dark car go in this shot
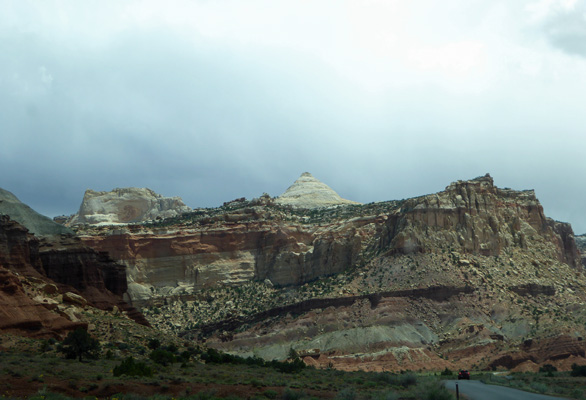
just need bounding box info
[458,370,470,380]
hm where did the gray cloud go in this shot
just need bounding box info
[534,2,586,57]
[1,1,586,234]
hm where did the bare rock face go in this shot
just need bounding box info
[0,266,84,337]
[69,187,191,225]
[275,172,360,209]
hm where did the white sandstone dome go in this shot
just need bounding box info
[71,187,192,225]
[275,172,360,209]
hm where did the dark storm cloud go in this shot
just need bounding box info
[0,24,374,215]
[2,1,586,234]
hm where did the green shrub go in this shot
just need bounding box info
[58,328,100,362]
[282,388,308,400]
[530,382,548,394]
[335,388,357,400]
[399,373,417,388]
[150,349,176,366]
[440,367,453,376]
[263,390,278,399]
[112,357,153,377]
[416,381,454,400]
[571,363,586,377]
[147,338,161,350]
[539,364,557,374]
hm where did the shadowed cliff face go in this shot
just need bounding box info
[0,215,148,337]
[76,175,581,301]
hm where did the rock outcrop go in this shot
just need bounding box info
[0,188,73,236]
[68,187,191,225]
[275,172,360,209]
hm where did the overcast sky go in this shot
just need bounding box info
[2,0,586,233]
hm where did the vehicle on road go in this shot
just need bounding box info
[458,369,470,380]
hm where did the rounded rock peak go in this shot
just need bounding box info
[276,172,360,209]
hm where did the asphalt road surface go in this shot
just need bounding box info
[444,380,567,400]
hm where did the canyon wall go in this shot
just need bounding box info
[78,175,581,303]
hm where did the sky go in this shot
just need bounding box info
[1,0,586,233]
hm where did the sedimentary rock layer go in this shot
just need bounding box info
[0,215,148,336]
[79,174,581,302]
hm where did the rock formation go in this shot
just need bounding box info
[68,187,191,225]
[275,172,360,209]
[0,214,148,337]
[72,174,586,371]
[0,188,73,236]
[77,174,581,300]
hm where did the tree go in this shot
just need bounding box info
[58,328,100,362]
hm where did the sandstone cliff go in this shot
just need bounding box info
[68,187,191,225]
[0,215,148,337]
[77,174,580,300]
[74,174,586,371]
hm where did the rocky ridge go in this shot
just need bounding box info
[71,174,586,371]
[67,187,191,226]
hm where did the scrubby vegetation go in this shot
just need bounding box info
[1,336,455,399]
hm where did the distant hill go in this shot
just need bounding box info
[0,188,73,236]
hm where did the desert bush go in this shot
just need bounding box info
[113,357,153,377]
[263,390,278,399]
[148,338,161,350]
[150,349,176,366]
[570,363,586,377]
[530,382,548,394]
[415,381,454,400]
[57,328,100,362]
[539,364,557,374]
[335,388,356,400]
[399,373,417,388]
[282,388,309,400]
[440,367,453,376]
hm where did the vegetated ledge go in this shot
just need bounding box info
[180,285,475,340]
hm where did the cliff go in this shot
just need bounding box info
[73,174,586,371]
[0,214,148,337]
[77,174,580,300]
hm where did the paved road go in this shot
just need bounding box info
[444,380,567,400]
